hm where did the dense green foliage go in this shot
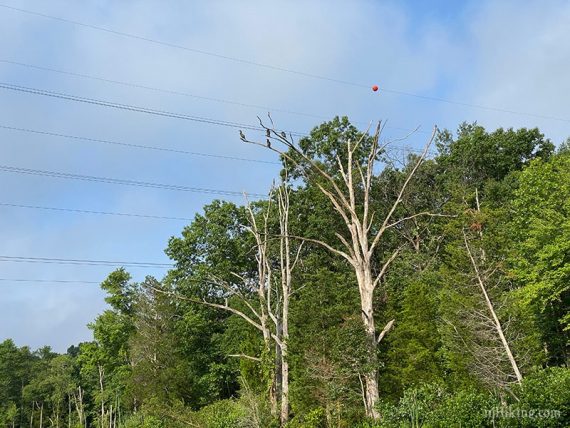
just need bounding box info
[1,119,568,427]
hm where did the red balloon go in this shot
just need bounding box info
[372,85,379,92]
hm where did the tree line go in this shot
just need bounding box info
[1,117,568,427]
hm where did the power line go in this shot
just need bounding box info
[0,277,236,286]
[0,278,99,284]
[0,59,344,124]
[0,122,432,158]
[0,82,304,135]
[0,59,428,136]
[0,124,279,165]
[1,3,568,123]
[0,163,267,198]
[0,255,173,268]
[0,202,193,221]
[0,3,365,88]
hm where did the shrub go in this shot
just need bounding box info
[286,407,327,428]
[375,383,447,427]
[429,389,498,427]
[195,399,247,428]
[504,367,570,427]
[121,413,167,428]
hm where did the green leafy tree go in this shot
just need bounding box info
[507,152,570,366]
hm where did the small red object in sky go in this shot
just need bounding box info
[372,85,379,92]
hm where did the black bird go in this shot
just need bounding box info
[239,130,246,140]
[266,138,271,148]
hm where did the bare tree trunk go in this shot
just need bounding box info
[358,271,380,419]
[275,323,283,410]
[39,402,43,428]
[115,394,120,428]
[74,386,85,428]
[277,184,302,425]
[280,304,290,425]
[98,365,105,428]
[279,187,290,425]
[280,340,290,425]
[153,192,284,418]
[463,231,523,384]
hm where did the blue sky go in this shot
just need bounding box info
[0,0,568,352]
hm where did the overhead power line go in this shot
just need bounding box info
[0,122,432,158]
[0,202,193,221]
[0,3,365,88]
[0,278,100,284]
[0,255,173,268]
[0,59,344,124]
[0,3,568,123]
[0,163,267,198]
[0,124,279,164]
[0,59,428,136]
[0,82,306,135]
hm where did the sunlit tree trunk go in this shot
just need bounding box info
[98,365,105,428]
[277,184,301,425]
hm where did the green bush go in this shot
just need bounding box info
[195,399,247,428]
[429,389,498,427]
[286,407,327,428]
[121,413,167,428]
[504,367,570,427]
[376,383,446,427]
[375,384,500,427]
[373,369,570,427]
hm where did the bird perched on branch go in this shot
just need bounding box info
[239,130,246,141]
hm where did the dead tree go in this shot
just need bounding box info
[276,184,303,424]
[463,235,523,385]
[154,186,300,423]
[215,186,301,424]
[241,120,437,419]
[207,194,281,415]
[461,191,523,385]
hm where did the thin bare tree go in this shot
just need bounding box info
[241,119,438,419]
[154,185,301,424]
[442,190,523,391]
[462,190,523,385]
[202,193,281,415]
[276,183,303,424]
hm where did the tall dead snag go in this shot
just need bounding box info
[242,120,437,419]
[244,193,279,414]
[276,183,303,425]
[463,231,523,385]
[157,186,300,424]
[461,190,523,386]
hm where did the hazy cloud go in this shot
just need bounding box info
[0,0,567,352]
